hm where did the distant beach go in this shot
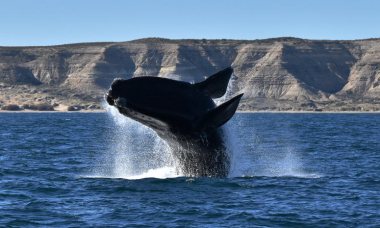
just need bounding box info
[1,109,380,114]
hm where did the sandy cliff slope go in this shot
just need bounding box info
[1,37,380,112]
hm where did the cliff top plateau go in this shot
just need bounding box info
[1,37,380,112]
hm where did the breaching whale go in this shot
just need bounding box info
[106,67,243,177]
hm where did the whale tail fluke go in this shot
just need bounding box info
[194,93,244,131]
[193,67,233,99]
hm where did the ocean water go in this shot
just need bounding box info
[1,112,380,227]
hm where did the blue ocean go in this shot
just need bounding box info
[1,110,380,227]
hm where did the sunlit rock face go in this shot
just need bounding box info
[1,37,380,111]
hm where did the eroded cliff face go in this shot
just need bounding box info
[1,38,380,111]
[337,40,380,99]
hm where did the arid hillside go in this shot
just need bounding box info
[1,37,380,112]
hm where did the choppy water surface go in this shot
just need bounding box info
[1,112,380,227]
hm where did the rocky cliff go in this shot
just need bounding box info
[1,37,380,111]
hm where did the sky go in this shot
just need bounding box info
[1,0,380,46]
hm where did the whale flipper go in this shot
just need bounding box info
[194,93,244,131]
[193,67,233,99]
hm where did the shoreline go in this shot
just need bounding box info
[237,110,380,114]
[0,110,106,113]
[1,110,380,114]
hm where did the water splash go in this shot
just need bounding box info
[228,115,322,179]
[212,74,246,177]
[222,122,243,178]
[251,146,321,178]
[214,73,235,106]
[92,104,177,179]
[228,136,321,179]
[125,167,180,180]
[215,81,320,179]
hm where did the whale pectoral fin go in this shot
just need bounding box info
[195,93,244,130]
[193,67,233,99]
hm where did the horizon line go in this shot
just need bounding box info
[2,36,380,48]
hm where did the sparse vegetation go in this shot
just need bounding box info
[21,104,30,109]
[67,106,80,111]
[1,104,20,110]
[27,103,54,111]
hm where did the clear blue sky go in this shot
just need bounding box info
[1,0,379,46]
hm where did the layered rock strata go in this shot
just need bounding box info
[1,38,380,111]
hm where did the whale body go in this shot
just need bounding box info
[106,67,243,177]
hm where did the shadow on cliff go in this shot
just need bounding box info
[0,66,41,85]
[282,42,356,94]
[93,46,136,89]
[173,45,237,83]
